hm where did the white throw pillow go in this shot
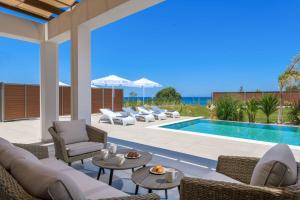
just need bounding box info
[250,144,297,187]
[53,120,89,145]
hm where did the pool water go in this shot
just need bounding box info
[161,119,300,146]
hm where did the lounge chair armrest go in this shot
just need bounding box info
[180,177,287,200]
[100,194,160,200]
[13,143,49,159]
[216,155,259,184]
[48,127,69,161]
[86,125,108,146]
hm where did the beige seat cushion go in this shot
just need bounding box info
[40,158,128,199]
[201,171,241,184]
[250,144,297,187]
[53,120,89,145]
[10,158,85,200]
[0,146,39,170]
[66,142,104,156]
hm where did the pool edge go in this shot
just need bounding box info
[147,117,300,151]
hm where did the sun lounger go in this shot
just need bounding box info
[123,107,155,122]
[99,108,136,126]
[151,106,180,118]
[137,106,167,120]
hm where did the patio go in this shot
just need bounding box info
[56,137,217,200]
[0,116,218,200]
[1,0,300,199]
[3,115,300,199]
[2,115,300,161]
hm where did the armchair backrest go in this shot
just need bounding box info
[52,120,89,145]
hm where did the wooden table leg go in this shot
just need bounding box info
[178,186,181,193]
[165,190,168,199]
[109,169,114,185]
[135,185,139,195]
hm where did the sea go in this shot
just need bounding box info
[123,97,212,106]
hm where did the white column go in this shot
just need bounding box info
[70,24,91,124]
[40,41,59,141]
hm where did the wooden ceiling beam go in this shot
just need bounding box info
[0,2,52,21]
[52,0,72,7]
[23,0,64,15]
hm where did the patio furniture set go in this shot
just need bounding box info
[1,119,300,200]
[99,106,180,126]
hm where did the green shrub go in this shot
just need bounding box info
[245,98,259,122]
[155,87,181,105]
[287,103,300,124]
[215,96,242,121]
[260,95,279,123]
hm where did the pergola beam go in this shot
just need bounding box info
[23,0,64,15]
[0,12,44,43]
[0,2,52,21]
[48,0,164,43]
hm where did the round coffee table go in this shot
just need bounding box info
[92,149,152,185]
[131,166,184,199]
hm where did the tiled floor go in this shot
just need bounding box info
[66,137,217,200]
[2,115,300,199]
[2,115,299,161]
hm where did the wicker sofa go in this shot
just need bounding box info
[48,123,107,166]
[0,143,159,200]
[180,155,300,200]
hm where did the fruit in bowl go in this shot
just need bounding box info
[150,165,166,174]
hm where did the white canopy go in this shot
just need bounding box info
[59,81,69,86]
[133,78,162,104]
[91,75,132,111]
[133,78,162,88]
[91,75,132,87]
[91,84,98,88]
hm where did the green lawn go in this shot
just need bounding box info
[160,105,291,124]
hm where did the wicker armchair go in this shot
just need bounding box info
[48,125,107,165]
[180,155,300,200]
[0,143,160,200]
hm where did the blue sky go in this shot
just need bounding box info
[1,0,300,97]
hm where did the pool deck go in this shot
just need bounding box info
[2,114,300,161]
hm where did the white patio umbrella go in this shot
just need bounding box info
[133,78,162,104]
[91,75,132,111]
[59,81,70,86]
[91,84,97,88]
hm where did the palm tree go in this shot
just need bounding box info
[245,98,259,122]
[260,95,279,123]
[278,54,300,123]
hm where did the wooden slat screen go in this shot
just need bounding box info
[213,91,300,105]
[2,84,123,121]
[60,86,71,116]
[26,85,40,118]
[114,89,123,111]
[4,84,26,120]
[92,88,103,113]
[103,89,112,110]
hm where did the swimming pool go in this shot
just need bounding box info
[161,119,300,146]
